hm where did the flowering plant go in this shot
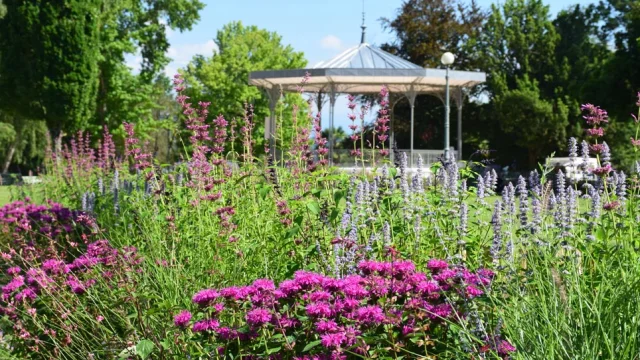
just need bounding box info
[0,201,143,358]
[175,259,514,359]
[0,200,98,267]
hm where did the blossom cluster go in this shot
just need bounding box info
[175,259,515,359]
[0,200,98,266]
[0,202,143,355]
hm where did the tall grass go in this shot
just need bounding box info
[0,81,639,359]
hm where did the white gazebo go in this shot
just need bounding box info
[249,21,486,166]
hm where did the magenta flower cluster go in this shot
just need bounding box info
[123,122,153,176]
[175,259,514,359]
[580,103,613,176]
[0,201,142,354]
[0,200,97,266]
[374,86,391,157]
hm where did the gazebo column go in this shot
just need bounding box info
[454,88,465,161]
[405,88,417,167]
[266,87,280,160]
[329,86,337,166]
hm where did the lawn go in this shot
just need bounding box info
[0,186,11,206]
[0,184,45,206]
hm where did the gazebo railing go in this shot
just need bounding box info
[396,149,456,168]
[273,148,455,168]
[331,149,455,168]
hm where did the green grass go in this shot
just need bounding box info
[0,185,45,206]
[0,186,11,206]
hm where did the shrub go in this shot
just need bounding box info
[174,259,513,359]
[0,201,143,358]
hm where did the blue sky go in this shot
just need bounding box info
[129,0,596,131]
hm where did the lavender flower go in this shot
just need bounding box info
[489,169,498,193]
[531,198,541,234]
[112,169,119,191]
[568,137,577,165]
[556,170,566,201]
[382,222,391,247]
[436,167,448,190]
[412,175,422,193]
[490,200,503,265]
[81,192,88,212]
[517,176,528,228]
[529,170,541,196]
[113,187,119,215]
[459,203,468,238]
[476,175,486,201]
[616,171,627,202]
[564,186,577,230]
[446,160,459,198]
[399,153,410,200]
[601,142,611,166]
[580,140,590,171]
[587,185,601,235]
[502,182,516,218]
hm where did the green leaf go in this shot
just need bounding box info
[136,339,155,360]
[118,345,136,359]
[266,346,281,354]
[259,185,271,199]
[389,167,398,179]
[306,201,320,215]
[329,209,340,222]
[302,339,322,352]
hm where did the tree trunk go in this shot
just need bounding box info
[2,141,17,174]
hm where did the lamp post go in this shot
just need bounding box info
[441,52,455,160]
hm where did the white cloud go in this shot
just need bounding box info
[123,40,218,76]
[165,40,218,76]
[320,35,343,51]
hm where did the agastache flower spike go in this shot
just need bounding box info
[459,203,468,238]
[580,140,590,171]
[490,200,503,265]
[529,170,541,196]
[476,175,486,201]
[600,142,611,166]
[568,137,577,165]
[531,198,541,234]
[517,176,528,228]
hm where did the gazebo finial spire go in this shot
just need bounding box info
[360,0,366,44]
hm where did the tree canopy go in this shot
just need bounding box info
[182,21,308,152]
[0,0,103,133]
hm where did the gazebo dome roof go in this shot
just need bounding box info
[312,42,423,70]
[248,40,485,95]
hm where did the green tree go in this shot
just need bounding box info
[0,0,204,172]
[0,113,48,174]
[381,0,485,70]
[94,0,204,130]
[322,127,347,149]
[552,4,613,135]
[479,0,570,167]
[588,0,640,168]
[182,21,308,152]
[0,0,102,134]
[380,0,485,155]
